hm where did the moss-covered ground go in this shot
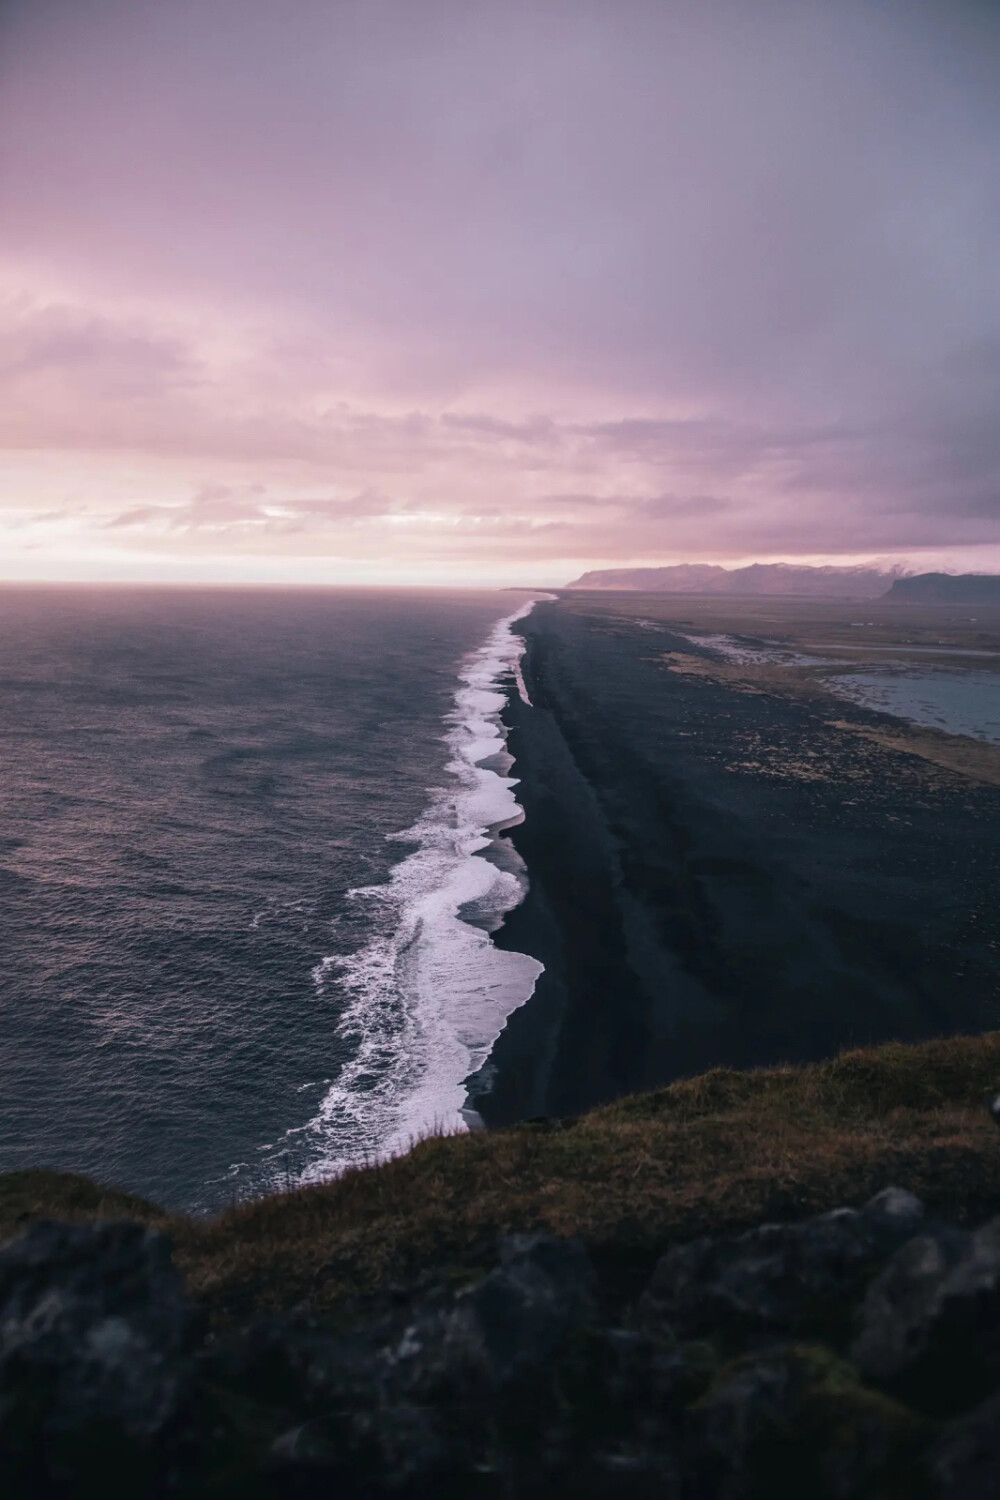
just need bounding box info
[4,1032,1000,1324]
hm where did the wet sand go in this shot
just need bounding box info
[471,595,1000,1124]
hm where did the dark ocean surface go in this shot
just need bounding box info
[0,587,540,1211]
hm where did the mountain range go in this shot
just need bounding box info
[566,563,902,598]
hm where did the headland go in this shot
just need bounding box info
[5,1031,1000,1495]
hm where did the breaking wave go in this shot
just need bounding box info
[266,599,543,1183]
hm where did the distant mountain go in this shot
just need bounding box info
[885,573,1000,604]
[567,563,899,599]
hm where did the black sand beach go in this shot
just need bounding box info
[473,596,1000,1123]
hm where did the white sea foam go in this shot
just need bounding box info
[275,597,545,1183]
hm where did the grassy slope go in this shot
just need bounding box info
[4,1033,1000,1322]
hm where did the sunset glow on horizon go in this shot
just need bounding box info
[1,0,998,586]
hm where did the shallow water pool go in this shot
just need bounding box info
[828,669,1000,746]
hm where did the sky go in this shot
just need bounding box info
[0,0,998,585]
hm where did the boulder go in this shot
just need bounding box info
[852,1216,1000,1414]
[685,1344,925,1500]
[642,1188,924,1342]
[0,1220,193,1491]
[201,1313,378,1414]
[850,1229,969,1382]
[925,1387,1000,1499]
[221,1235,602,1494]
[447,1233,598,1381]
[929,1386,1000,1494]
[384,1233,598,1396]
[540,1326,711,1494]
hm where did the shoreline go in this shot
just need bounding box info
[470,598,1000,1125]
[279,596,543,1182]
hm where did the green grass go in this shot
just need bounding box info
[4,1032,1000,1323]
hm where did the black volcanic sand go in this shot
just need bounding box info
[472,599,1000,1124]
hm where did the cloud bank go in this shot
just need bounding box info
[0,0,997,582]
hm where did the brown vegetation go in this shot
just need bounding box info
[4,1033,1000,1327]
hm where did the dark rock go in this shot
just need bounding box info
[202,1312,465,1492]
[850,1229,970,1382]
[385,1234,598,1395]
[265,1421,342,1492]
[642,1187,924,1342]
[201,1314,379,1415]
[459,1233,598,1373]
[864,1185,929,1238]
[10,1206,1000,1496]
[0,1220,193,1491]
[685,1344,925,1500]
[853,1215,1000,1414]
[925,1387,1000,1498]
[549,1326,712,1488]
[264,1405,455,1498]
[461,1324,695,1499]
[203,1235,601,1494]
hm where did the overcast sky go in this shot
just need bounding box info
[1,0,998,583]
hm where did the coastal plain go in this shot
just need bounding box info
[479,592,1000,1125]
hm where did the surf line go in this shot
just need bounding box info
[278,595,547,1187]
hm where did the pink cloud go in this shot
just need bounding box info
[0,0,997,580]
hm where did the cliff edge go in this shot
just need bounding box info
[3,1032,1000,1496]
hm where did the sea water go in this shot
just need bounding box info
[0,587,541,1210]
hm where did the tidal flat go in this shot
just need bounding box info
[632,591,1000,776]
[478,593,1000,1125]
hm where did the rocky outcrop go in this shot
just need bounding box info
[926,1389,1000,1498]
[0,1221,196,1493]
[885,572,1000,604]
[3,1191,1000,1495]
[852,1216,1000,1415]
[686,1344,924,1500]
[641,1187,925,1341]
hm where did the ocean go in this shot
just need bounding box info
[0,587,541,1211]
